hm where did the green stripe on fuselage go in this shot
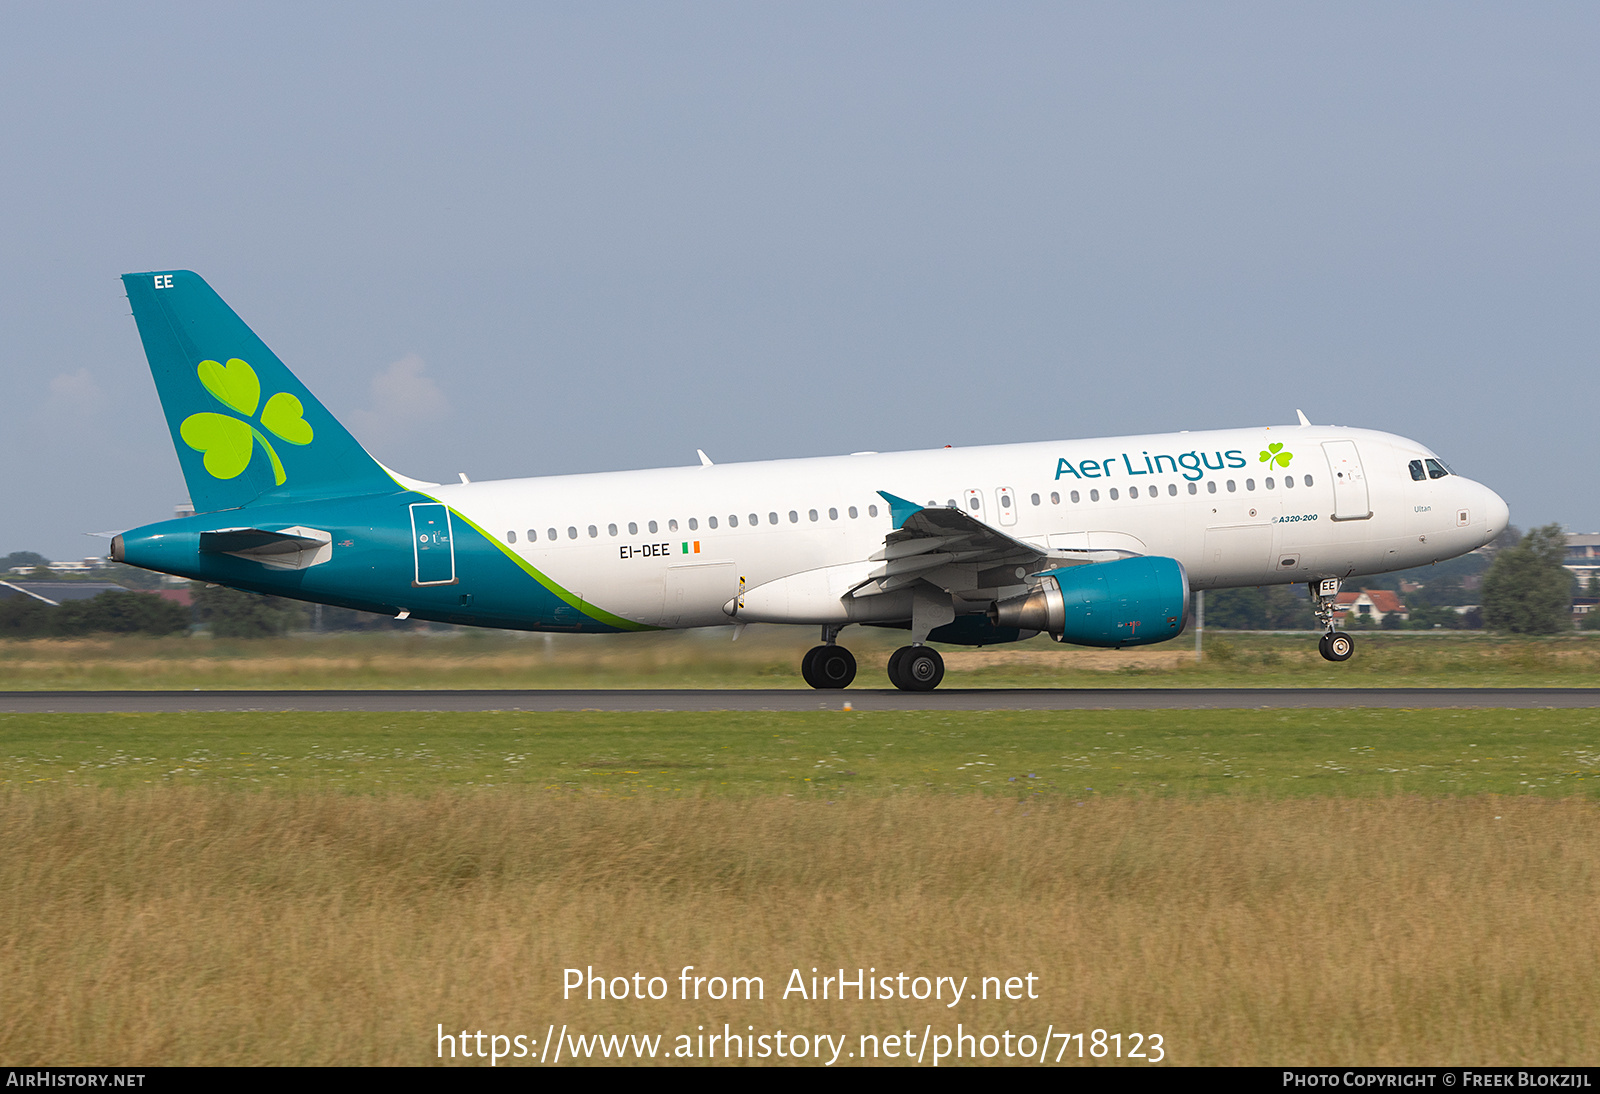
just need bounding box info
[439,502,656,632]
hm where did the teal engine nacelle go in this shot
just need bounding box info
[988,556,1189,647]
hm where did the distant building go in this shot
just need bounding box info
[1564,533,1600,592]
[1334,588,1409,625]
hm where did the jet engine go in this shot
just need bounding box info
[988,556,1189,647]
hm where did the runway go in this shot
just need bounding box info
[3,688,1599,713]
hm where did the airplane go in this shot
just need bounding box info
[109,270,1511,690]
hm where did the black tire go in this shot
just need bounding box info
[1319,631,1354,662]
[887,645,910,688]
[893,645,945,692]
[800,645,827,688]
[811,645,857,689]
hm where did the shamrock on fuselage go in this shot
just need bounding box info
[178,358,313,485]
[1258,441,1292,469]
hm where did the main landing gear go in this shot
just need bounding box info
[798,626,946,692]
[1311,578,1354,663]
[801,642,857,689]
[887,645,944,691]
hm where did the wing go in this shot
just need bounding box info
[851,492,1139,600]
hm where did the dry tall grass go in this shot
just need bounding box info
[2,790,1596,1065]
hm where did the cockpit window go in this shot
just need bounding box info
[1409,460,1426,482]
[1425,458,1450,480]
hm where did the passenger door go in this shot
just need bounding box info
[1323,441,1372,521]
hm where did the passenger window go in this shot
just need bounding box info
[608,523,618,536]
[1128,486,1139,498]
[1284,476,1294,489]
[1109,488,1119,500]
[1168,484,1178,496]
[1409,460,1426,482]
[1070,490,1080,503]
[1050,492,1060,504]
[567,526,578,539]
[769,512,778,525]
[506,531,516,544]
[1265,477,1274,490]
[728,515,738,528]
[547,528,557,541]
[688,518,698,531]
[1030,493,1040,506]
[709,516,718,529]
[1425,458,1449,480]
[1188,483,1197,495]
[848,506,858,518]
[947,499,957,507]
[790,511,799,523]
[868,505,878,517]
[589,525,599,538]
[1000,493,1012,509]
[668,519,678,532]
[1207,482,1217,494]
[749,513,758,526]
[968,497,980,511]
[1090,489,1100,502]
[809,510,818,522]
[1245,479,1255,491]
[829,508,838,520]
[1303,475,1313,487]
[648,521,658,534]
[628,522,638,535]
[1227,480,1237,492]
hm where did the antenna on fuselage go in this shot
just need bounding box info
[1295,409,1311,426]
[697,449,714,466]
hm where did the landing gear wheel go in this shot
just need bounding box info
[1319,631,1354,663]
[801,645,825,688]
[803,644,856,689]
[886,646,909,687]
[890,645,945,692]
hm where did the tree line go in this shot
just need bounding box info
[1203,523,1583,633]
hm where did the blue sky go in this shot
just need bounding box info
[2,3,1595,559]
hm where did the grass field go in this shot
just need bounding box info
[3,708,1598,798]
[3,627,1600,690]
[2,706,1599,1066]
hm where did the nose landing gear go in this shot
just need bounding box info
[1311,578,1354,663]
[1318,631,1354,662]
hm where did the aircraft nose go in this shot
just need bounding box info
[1483,485,1510,542]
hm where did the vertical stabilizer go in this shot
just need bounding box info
[122,270,396,512]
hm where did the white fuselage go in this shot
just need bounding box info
[414,424,1509,630]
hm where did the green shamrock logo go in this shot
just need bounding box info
[1259,441,1293,469]
[179,358,313,485]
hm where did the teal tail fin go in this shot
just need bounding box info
[122,271,397,513]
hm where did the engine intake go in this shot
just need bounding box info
[989,556,1189,647]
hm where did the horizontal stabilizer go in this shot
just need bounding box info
[199,526,332,570]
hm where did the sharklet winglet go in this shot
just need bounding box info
[876,491,925,531]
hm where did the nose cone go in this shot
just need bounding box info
[1483,485,1510,544]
